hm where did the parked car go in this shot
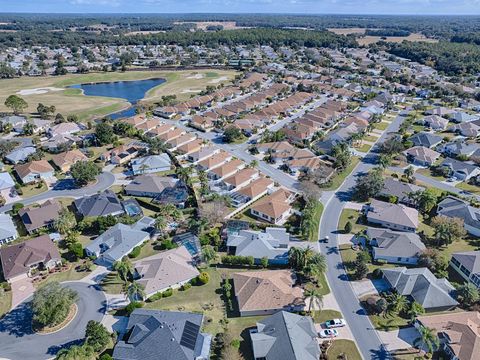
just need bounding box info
[318,329,339,338]
[324,319,346,328]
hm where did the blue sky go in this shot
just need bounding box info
[1,0,480,15]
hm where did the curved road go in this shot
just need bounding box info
[318,115,406,360]
[0,282,106,360]
[0,172,115,213]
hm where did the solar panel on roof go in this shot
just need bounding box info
[180,321,200,350]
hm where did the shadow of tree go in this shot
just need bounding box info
[0,301,34,337]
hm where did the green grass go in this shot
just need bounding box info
[0,290,12,318]
[338,209,367,234]
[363,135,379,142]
[313,309,342,323]
[375,122,389,130]
[135,241,159,260]
[416,168,447,182]
[322,157,361,191]
[307,201,323,242]
[327,340,362,360]
[101,272,125,294]
[20,182,48,198]
[316,271,331,296]
[36,262,91,286]
[339,244,358,277]
[456,181,480,194]
[369,312,410,331]
[355,143,372,153]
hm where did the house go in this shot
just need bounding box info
[176,139,203,155]
[415,312,480,360]
[48,122,82,137]
[0,115,27,133]
[379,178,424,205]
[131,154,171,175]
[365,228,425,265]
[426,107,455,117]
[437,196,480,237]
[439,158,480,181]
[221,168,259,191]
[232,270,304,316]
[74,190,124,218]
[51,149,88,172]
[85,217,154,265]
[450,111,479,123]
[438,141,480,158]
[232,177,275,207]
[41,134,81,153]
[227,227,291,265]
[0,235,61,282]
[450,251,480,289]
[209,159,245,180]
[166,134,196,150]
[363,199,419,232]
[0,172,15,192]
[403,146,441,166]
[4,146,36,164]
[188,146,219,163]
[409,132,443,149]
[125,174,180,197]
[102,143,146,165]
[450,122,480,138]
[382,267,458,311]
[250,311,320,360]
[14,160,55,184]
[0,213,18,245]
[112,309,211,360]
[197,150,232,171]
[19,199,62,234]
[421,115,449,131]
[133,246,199,299]
[250,188,294,225]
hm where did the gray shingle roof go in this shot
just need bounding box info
[113,309,211,360]
[380,178,424,203]
[437,196,480,231]
[251,311,320,360]
[452,251,480,275]
[367,228,425,259]
[409,132,443,148]
[0,214,18,242]
[74,190,124,217]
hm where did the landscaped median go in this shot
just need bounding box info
[322,157,361,191]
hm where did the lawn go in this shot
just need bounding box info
[327,339,362,360]
[0,290,12,318]
[317,271,331,296]
[101,272,125,295]
[369,312,410,331]
[456,181,480,194]
[20,181,48,198]
[313,309,342,323]
[322,157,361,191]
[363,135,379,142]
[0,69,237,121]
[338,209,367,234]
[375,122,389,130]
[355,143,372,153]
[36,262,91,287]
[416,168,447,182]
[307,201,323,242]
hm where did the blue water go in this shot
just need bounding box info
[69,77,166,120]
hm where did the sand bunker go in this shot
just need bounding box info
[209,76,229,84]
[17,87,65,96]
[181,89,202,93]
[187,73,205,80]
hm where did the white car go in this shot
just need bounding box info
[318,329,339,338]
[324,318,346,328]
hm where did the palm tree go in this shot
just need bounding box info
[304,284,324,315]
[304,253,327,280]
[176,166,193,185]
[387,293,408,315]
[201,245,217,264]
[127,281,146,301]
[408,301,425,322]
[404,166,415,181]
[113,259,133,283]
[414,325,440,355]
[154,216,167,233]
[54,209,77,235]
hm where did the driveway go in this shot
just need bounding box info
[0,282,106,360]
[351,279,389,299]
[378,327,419,352]
[9,278,35,310]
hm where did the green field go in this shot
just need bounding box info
[0,69,237,121]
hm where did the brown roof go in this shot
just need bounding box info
[0,235,61,280]
[417,312,480,360]
[197,150,231,170]
[165,134,196,148]
[122,115,147,126]
[158,128,185,141]
[18,199,62,233]
[237,177,274,198]
[232,270,304,312]
[223,168,258,187]
[15,160,54,179]
[251,188,293,219]
[51,149,88,170]
[176,139,203,154]
[211,159,245,178]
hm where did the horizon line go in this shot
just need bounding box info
[2,12,480,16]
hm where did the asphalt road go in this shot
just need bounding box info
[0,282,106,360]
[317,115,406,360]
[0,172,115,213]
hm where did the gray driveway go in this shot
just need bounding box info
[0,282,106,360]
[0,172,115,212]
[317,114,406,360]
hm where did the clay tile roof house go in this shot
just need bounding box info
[415,312,480,360]
[0,235,62,282]
[190,115,215,132]
[256,141,295,154]
[209,159,245,180]
[250,188,294,225]
[166,134,197,150]
[221,168,259,191]
[122,115,147,127]
[137,119,163,133]
[235,177,274,201]
[232,270,304,316]
[146,123,175,138]
[197,150,232,171]
[158,127,186,142]
[51,149,88,172]
[175,138,203,155]
[362,199,419,232]
[14,160,55,184]
[19,199,62,234]
[133,246,199,299]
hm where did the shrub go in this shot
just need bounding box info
[12,203,24,214]
[69,242,84,259]
[148,292,162,302]
[372,268,383,279]
[125,301,143,315]
[180,283,192,291]
[230,339,241,349]
[99,355,113,360]
[128,246,141,259]
[162,288,174,298]
[344,221,353,233]
[198,272,210,285]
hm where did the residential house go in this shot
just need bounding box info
[102,143,146,165]
[227,227,291,265]
[0,172,15,192]
[125,174,180,197]
[14,160,55,184]
[439,158,480,181]
[145,123,175,138]
[51,149,88,172]
[0,213,18,245]
[409,132,443,149]
[133,246,199,299]
[197,150,232,171]
[450,111,479,123]
[250,311,320,360]
[158,128,186,143]
[0,235,61,282]
[232,177,274,207]
[450,251,480,289]
[450,122,480,138]
[363,199,419,232]
[382,267,458,311]
[166,134,196,150]
[232,270,304,316]
[188,146,219,163]
[250,188,294,225]
[221,168,259,192]
[415,312,480,360]
[18,199,62,234]
[420,115,449,131]
[85,217,154,265]
[48,122,82,137]
[379,178,425,206]
[426,107,455,117]
[190,115,215,132]
[0,115,27,133]
[403,146,441,166]
[4,146,36,164]
[365,228,425,265]
[438,141,480,159]
[176,139,203,156]
[131,154,171,175]
[74,190,124,218]
[437,196,480,237]
[209,159,245,181]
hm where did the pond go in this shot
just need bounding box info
[69,77,166,119]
